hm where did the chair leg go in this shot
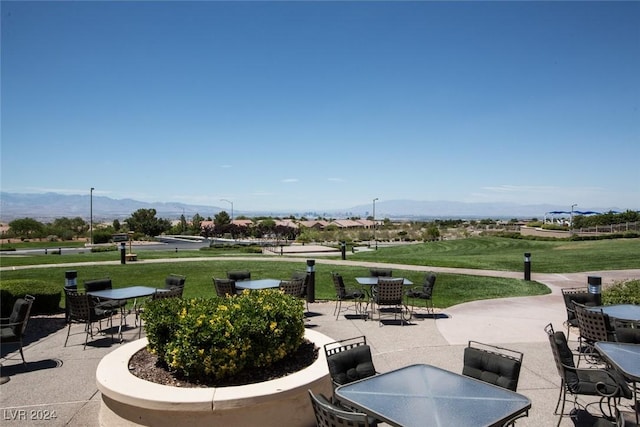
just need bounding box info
[64,323,72,347]
[18,340,26,366]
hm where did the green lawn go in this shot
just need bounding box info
[0,259,548,309]
[2,236,638,308]
[348,237,640,273]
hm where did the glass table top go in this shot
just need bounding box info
[86,286,160,300]
[595,342,640,381]
[587,304,640,321]
[234,279,281,290]
[335,364,530,427]
[355,277,413,286]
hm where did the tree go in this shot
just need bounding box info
[113,219,121,232]
[125,209,171,237]
[8,218,45,239]
[190,213,204,235]
[213,211,232,236]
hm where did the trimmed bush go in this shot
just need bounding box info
[602,279,640,305]
[142,290,305,383]
[0,279,62,316]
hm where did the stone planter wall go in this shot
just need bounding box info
[96,329,334,427]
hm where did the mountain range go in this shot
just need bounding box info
[0,192,625,222]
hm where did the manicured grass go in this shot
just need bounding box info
[2,236,637,308]
[0,259,548,309]
[349,237,640,273]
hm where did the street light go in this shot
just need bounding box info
[373,198,379,250]
[90,187,95,246]
[570,203,577,233]
[220,199,233,224]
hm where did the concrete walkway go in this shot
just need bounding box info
[1,263,638,427]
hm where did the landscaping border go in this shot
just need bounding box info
[96,329,334,427]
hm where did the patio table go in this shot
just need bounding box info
[335,363,530,427]
[87,286,161,341]
[234,279,281,291]
[595,342,640,423]
[587,304,640,322]
[355,277,413,286]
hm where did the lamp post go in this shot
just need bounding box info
[90,187,95,246]
[570,203,577,234]
[220,199,233,224]
[372,198,378,250]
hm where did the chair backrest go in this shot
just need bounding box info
[308,389,370,427]
[153,286,184,300]
[165,274,186,289]
[324,336,376,386]
[422,272,437,297]
[227,270,251,281]
[84,278,112,292]
[369,268,392,277]
[375,278,404,304]
[462,341,523,391]
[7,295,35,337]
[574,302,615,343]
[614,319,640,344]
[291,271,308,297]
[561,287,596,324]
[65,289,92,322]
[544,323,579,389]
[213,278,237,297]
[280,278,304,297]
[331,272,347,298]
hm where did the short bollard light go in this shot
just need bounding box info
[587,276,602,306]
[120,242,126,264]
[306,259,316,303]
[524,253,531,281]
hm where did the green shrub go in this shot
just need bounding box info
[0,279,62,316]
[142,290,305,382]
[91,245,117,253]
[602,279,640,305]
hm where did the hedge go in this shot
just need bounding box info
[0,279,62,316]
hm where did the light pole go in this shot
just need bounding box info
[220,199,233,224]
[373,198,379,250]
[90,187,95,246]
[570,203,577,234]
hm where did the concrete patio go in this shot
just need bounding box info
[1,267,639,426]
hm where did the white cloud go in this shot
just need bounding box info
[282,178,298,183]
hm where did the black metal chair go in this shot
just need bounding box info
[308,389,374,427]
[64,289,116,349]
[164,274,186,290]
[369,268,392,277]
[561,287,598,342]
[291,271,309,312]
[373,278,409,325]
[0,295,35,366]
[613,319,640,344]
[573,302,616,365]
[84,278,127,311]
[331,272,366,320]
[324,336,377,392]
[279,278,305,298]
[406,272,437,319]
[544,323,631,427]
[213,278,238,297]
[226,270,251,281]
[462,341,523,392]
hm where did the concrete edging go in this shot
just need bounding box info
[96,329,334,427]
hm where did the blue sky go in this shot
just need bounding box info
[2,1,639,213]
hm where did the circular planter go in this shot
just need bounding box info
[96,329,334,427]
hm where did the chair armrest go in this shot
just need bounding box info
[0,321,22,328]
[595,378,623,398]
